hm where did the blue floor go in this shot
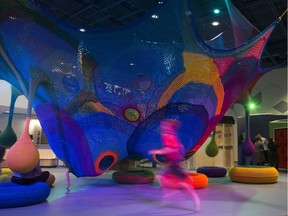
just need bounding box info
[0,167,287,216]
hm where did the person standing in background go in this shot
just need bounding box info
[257,134,269,164]
[238,133,245,165]
[255,134,269,165]
[268,138,280,170]
[254,134,265,165]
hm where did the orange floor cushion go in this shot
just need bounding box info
[228,166,279,184]
[160,172,208,189]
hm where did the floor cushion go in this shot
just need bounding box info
[1,168,13,176]
[197,166,227,177]
[228,166,279,184]
[160,172,208,189]
[0,182,51,208]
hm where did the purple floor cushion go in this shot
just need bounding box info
[196,166,227,177]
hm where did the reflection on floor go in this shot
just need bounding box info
[1,167,287,216]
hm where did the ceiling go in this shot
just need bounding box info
[31,0,287,68]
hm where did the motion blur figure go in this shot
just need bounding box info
[149,119,200,212]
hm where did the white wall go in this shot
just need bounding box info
[0,112,38,141]
[227,67,287,117]
[0,80,28,109]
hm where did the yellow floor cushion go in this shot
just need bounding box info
[1,168,13,176]
[228,166,279,184]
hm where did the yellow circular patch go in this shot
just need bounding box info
[124,107,140,122]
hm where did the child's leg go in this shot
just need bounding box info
[178,180,200,211]
[159,175,180,204]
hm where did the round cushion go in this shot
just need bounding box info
[160,173,208,189]
[0,182,51,208]
[0,175,12,183]
[1,168,13,176]
[197,166,227,177]
[228,166,279,184]
[112,170,155,184]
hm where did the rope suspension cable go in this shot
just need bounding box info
[279,8,288,21]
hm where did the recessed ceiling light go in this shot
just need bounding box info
[151,14,159,19]
[79,28,86,32]
[213,9,220,14]
[185,11,192,16]
[212,21,219,26]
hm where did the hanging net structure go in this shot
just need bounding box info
[0,0,284,177]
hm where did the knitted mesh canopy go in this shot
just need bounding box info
[0,0,279,177]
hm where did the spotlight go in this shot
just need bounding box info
[248,102,256,110]
[212,21,219,26]
[213,9,220,14]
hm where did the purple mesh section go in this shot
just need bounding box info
[169,82,217,118]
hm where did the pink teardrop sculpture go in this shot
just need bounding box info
[6,117,40,173]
